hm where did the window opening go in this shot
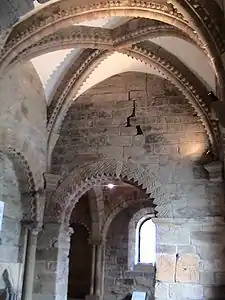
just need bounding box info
[135,218,156,264]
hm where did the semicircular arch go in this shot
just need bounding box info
[0,146,38,222]
[45,159,164,226]
[48,46,219,160]
[2,0,224,98]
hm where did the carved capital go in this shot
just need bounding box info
[22,220,43,235]
[204,160,222,182]
[44,173,61,191]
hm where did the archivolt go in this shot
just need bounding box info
[47,43,219,159]
[1,0,224,96]
[1,22,195,75]
[101,195,154,241]
[0,147,37,221]
[44,159,164,225]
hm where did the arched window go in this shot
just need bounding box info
[135,217,156,264]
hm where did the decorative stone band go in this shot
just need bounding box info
[3,0,223,54]
[168,0,225,100]
[0,146,37,222]
[1,0,224,95]
[0,22,199,76]
[44,158,164,224]
[47,43,219,159]
[169,0,225,54]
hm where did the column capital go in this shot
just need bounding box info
[22,221,43,235]
[43,173,61,191]
[88,237,105,246]
[204,160,222,182]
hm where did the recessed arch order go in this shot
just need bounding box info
[2,0,224,97]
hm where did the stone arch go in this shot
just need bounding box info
[101,199,155,243]
[5,24,195,74]
[1,0,224,97]
[0,146,37,221]
[45,159,164,226]
[88,187,104,240]
[48,46,219,161]
[70,220,91,237]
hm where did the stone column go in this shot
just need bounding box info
[100,242,106,297]
[22,224,41,300]
[95,243,103,297]
[90,244,97,295]
[86,239,105,300]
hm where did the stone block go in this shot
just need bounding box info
[107,135,132,146]
[176,254,199,283]
[196,245,223,260]
[202,260,225,272]
[203,285,225,299]
[156,244,177,254]
[177,245,196,255]
[155,282,169,299]
[215,272,225,285]
[191,231,222,244]
[156,254,176,282]
[199,271,215,285]
[157,224,190,245]
[133,263,155,273]
[169,283,203,300]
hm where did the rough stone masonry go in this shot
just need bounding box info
[49,72,225,300]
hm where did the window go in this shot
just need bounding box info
[135,217,156,264]
[0,201,4,231]
[128,208,156,270]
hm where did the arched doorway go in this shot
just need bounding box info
[68,192,93,300]
[68,223,92,300]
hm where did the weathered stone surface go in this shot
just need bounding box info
[176,254,199,283]
[156,254,176,282]
[155,282,169,299]
[169,283,203,300]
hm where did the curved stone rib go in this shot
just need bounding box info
[0,1,194,76]
[47,42,219,158]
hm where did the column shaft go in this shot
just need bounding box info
[95,244,102,296]
[90,244,96,295]
[22,229,38,300]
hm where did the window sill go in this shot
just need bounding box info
[129,263,155,273]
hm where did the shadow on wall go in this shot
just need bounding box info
[68,223,92,299]
[122,293,132,300]
[0,269,18,300]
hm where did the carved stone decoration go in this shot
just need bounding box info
[0,147,38,222]
[168,0,225,99]
[0,0,224,94]
[44,158,165,225]
[3,21,198,74]
[46,43,219,160]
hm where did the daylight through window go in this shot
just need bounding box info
[135,218,156,264]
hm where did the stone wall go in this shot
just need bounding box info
[104,207,155,300]
[53,72,223,220]
[0,154,24,298]
[0,62,47,190]
[155,217,225,300]
[51,72,225,300]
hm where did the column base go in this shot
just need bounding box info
[85,295,101,300]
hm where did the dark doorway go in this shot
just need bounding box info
[68,223,92,299]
